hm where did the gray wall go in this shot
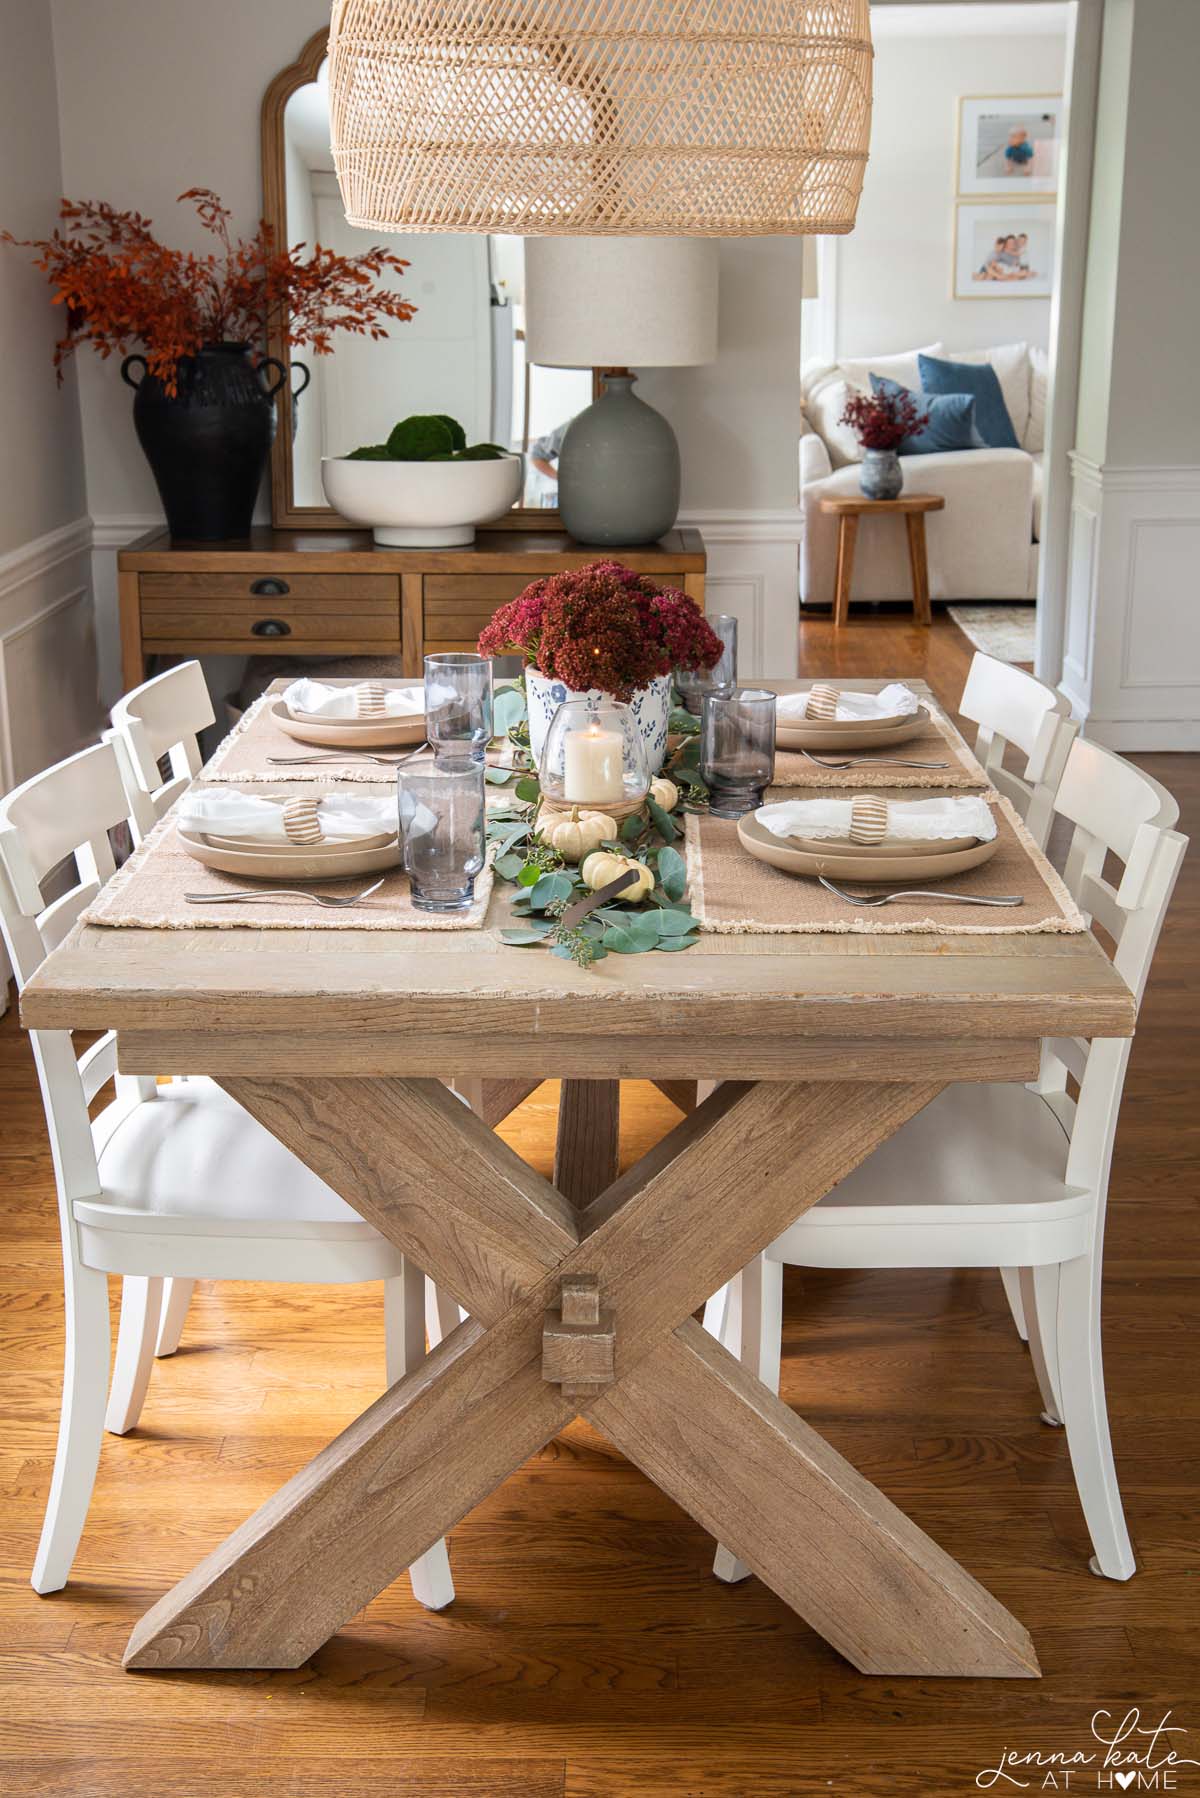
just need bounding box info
[0,0,86,554]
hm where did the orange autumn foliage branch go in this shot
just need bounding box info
[2,188,416,395]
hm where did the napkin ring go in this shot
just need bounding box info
[355,683,389,719]
[849,794,888,845]
[282,797,324,845]
[805,683,841,721]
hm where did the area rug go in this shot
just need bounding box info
[948,604,1037,664]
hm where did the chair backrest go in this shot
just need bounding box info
[958,652,1078,849]
[107,661,214,840]
[0,742,151,1211]
[1035,739,1187,1207]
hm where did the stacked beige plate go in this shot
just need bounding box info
[737,813,998,882]
[271,689,427,749]
[776,704,929,753]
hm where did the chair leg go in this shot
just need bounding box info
[713,1255,784,1586]
[999,1266,1029,1341]
[104,1276,164,1436]
[32,1264,111,1594]
[425,1279,467,1349]
[1055,1251,1135,1580]
[1019,1264,1063,1425]
[155,1277,195,1357]
[384,1263,456,1611]
[702,1273,742,1352]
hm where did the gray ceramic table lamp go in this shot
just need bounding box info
[524,238,718,547]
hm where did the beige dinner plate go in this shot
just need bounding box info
[779,831,979,858]
[202,829,395,855]
[737,812,998,883]
[179,828,402,881]
[271,698,427,749]
[775,706,928,752]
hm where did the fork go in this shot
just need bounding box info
[817,875,1023,908]
[267,742,429,767]
[184,878,386,907]
[801,749,949,770]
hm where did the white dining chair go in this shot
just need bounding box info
[958,651,1078,851]
[0,740,453,1608]
[105,659,216,844]
[707,739,1186,1583]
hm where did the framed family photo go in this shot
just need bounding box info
[953,203,1056,300]
[957,94,1063,197]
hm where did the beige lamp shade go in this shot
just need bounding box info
[525,238,718,367]
[327,0,874,237]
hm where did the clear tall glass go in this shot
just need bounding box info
[396,761,486,912]
[700,688,776,818]
[676,613,738,714]
[424,652,493,762]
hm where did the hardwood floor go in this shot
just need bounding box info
[2,610,1197,1796]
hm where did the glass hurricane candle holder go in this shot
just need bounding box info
[396,760,486,911]
[676,613,738,715]
[424,652,493,763]
[539,698,650,814]
[700,687,776,818]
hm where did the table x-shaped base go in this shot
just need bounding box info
[123,1076,1039,1678]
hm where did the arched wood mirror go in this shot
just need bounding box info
[261,28,595,531]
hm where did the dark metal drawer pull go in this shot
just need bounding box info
[251,618,291,638]
[250,578,290,597]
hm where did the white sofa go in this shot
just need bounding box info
[801,341,1047,607]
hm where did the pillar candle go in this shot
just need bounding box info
[563,725,624,805]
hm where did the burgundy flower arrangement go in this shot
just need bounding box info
[839,386,929,452]
[477,560,723,703]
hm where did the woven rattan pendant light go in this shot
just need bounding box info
[327,0,873,236]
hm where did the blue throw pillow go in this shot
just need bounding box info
[917,353,1019,449]
[869,374,984,455]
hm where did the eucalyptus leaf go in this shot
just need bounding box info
[491,820,531,858]
[619,813,644,843]
[484,766,515,785]
[646,797,678,842]
[516,864,542,887]
[500,923,554,944]
[655,934,701,951]
[656,843,687,899]
[492,684,526,739]
[494,852,525,880]
[529,871,575,910]
[654,907,699,936]
[624,911,667,943]
[514,775,541,804]
[600,924,656,954]
[669,707,701,735]
[674,737,702,771]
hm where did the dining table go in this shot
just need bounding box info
[19,679,1136,1680]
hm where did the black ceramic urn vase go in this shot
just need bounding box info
[121,342,287,540]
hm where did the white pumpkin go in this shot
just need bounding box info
[537,805,615,862]
[649,776,679,813]
[580,851,654,901]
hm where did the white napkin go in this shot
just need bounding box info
[775,682,920,722]
[282,678,424,720]
[179,789,395,844]
[755,795,997,844]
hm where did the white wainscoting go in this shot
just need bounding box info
[0,515,102,1011]
[1060,458,1200,751]
[677,508,802,680]
[92,513,162,706]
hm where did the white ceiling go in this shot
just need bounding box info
[870,2,1071,36]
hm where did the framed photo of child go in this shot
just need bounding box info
[953,204,1056,300]
[956,95,1063,198]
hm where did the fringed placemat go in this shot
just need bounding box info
[770,705,989,789]
[204,693,525,786]
[685,794,1086,936]
[81,811,492,932]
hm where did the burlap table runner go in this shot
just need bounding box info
[206,691,525,786]
[81,811,492,932]
[685,793,1086,935]
[768,704,988,789]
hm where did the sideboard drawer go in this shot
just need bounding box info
[142,590,401,652]
[423,570,691,653]
[141,572,399,602]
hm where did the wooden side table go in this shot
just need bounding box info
[818,493,945,628]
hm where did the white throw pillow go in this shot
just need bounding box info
[804,370,865,467]
[944,342,1031,446]
[837,342,944,400]
[1025,346,1049,453]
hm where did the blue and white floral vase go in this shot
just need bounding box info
[525,669,672,773]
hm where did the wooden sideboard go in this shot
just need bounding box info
[117,527,707,689]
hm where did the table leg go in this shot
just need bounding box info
[832,515,859,628]
[555,1078,620,1207]
[906,513,932,626]
[651,1079,699,1115]
[123,1076,1038,1680]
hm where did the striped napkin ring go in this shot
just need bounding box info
[805,683,841,721]
[848,794,888,845]
[355,683,389,719]
[282,797,324,845]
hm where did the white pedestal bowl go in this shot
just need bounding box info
[322,453,524,548]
